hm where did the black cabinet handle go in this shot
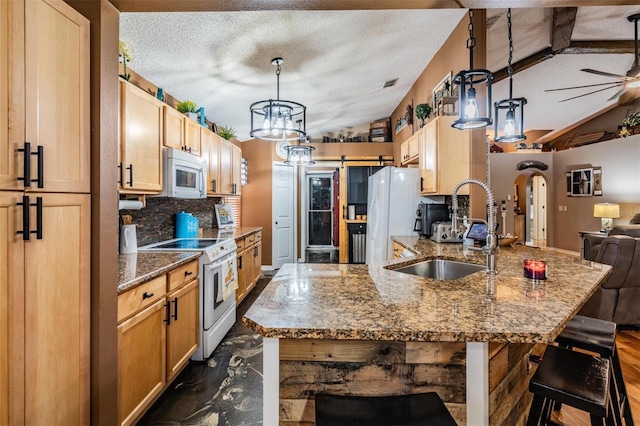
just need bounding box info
[172,297,178,321]
[184,271,193,277]
[16,196,42,240]
[35,145,44,188]
[254,246,258,257]
[17,196,30,241]
[232,183,236,194]
[17,142,31,187]
[164,302,171,325]
[342,205,346,219]
[212,179,217,193]
[420,177,424,192]
[142,291,154,300]
[126,164,133,186]
[34,196,42,240]
[118,162,124,185]
[238,256,242,270]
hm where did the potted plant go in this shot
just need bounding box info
[176,100,199,120]
[415,103,432,128]
[217,125,237,140]
[118,40,133,81]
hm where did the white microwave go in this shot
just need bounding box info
[160,148,208,199]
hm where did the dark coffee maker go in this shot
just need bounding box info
[413,202,450,237]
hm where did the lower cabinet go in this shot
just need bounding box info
[117,260,199,426]
[235,230,262,305]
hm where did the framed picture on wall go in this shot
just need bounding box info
[570,168,593,196]
[593,167,602,196]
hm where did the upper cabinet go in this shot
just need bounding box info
[0,0,89,193]
[200,127,221,195]
[183,118,202,156]
[119,80,163,193]
[231,144,242,196]
[163,107,201,156]
[400,132,419,165]
[419,116,484,196]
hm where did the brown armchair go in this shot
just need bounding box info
[578,235,640,325]
[582,213,640,261]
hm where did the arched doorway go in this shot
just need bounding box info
[514,172,548,248]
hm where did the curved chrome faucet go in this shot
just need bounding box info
[451,179,497,274]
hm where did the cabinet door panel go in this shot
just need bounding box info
[252,241,262,287]
[163,106,184,151]
[0,193,25,425]
[232,144,242,195]
[118,299,166,426]
[0,0,24,191]
[24,193,90,425]
[184,118,201,156]
[167,279,199,380]
[25,0,90,193]
[419,121,437,194]
[201,128,220,195]
[235,252,246,304]
[219,139,233,195]
[121,81,163,192]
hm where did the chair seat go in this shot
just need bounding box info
[315,392,458,426]
[530,345,610,418]
[555,315,616,357]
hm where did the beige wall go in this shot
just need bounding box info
[553,135,640,252]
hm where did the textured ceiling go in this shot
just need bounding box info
[120,6,640,142]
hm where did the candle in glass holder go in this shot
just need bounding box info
[524,259,547,280]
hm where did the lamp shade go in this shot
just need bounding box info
[593,203,620,219]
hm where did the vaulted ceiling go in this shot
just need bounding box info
[117,3,640,142]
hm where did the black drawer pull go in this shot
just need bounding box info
[35,145,44,188]
[184,270,193,276]
[16,196,43,240]
[212,179,217,193]
[126,164,133,186]
[164,302,171,325]
[172,297,178,321]
[142,291,154,300]
[18,142,42,187]
[118,162,124,185]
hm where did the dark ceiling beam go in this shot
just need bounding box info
[492,40,636,83]
[551,7,577,51]
[110,0,640,13]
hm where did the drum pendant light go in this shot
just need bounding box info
[494,9,527,142]
[452,9,493,130]
[285,120,315,165]
[250,57,306,141]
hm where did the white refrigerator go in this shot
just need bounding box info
[366,167,422,264]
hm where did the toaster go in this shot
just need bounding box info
[430,222,463,243]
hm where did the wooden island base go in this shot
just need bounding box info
[272,338,546,425]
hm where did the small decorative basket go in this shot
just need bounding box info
[498,236,518,247]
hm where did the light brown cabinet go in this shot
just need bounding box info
[235,231,262,304]
[118,259,200,426]
[219,138,233,195]
[162,106,185,151]
[400,133,419,165]
[119,79,164,193]
[1,1,90,424]
[0,0,90,193]
[232,144,242,196]
[419,116,483,196]
[184,117,202,156]
[200,129,222,195]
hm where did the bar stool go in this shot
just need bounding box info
[526,345,621,426]
[315,392,458,426]
[555,315,634,426]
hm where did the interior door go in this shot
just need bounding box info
[272,163,295,269]
[308,174,332,247]
[332,169,339,247]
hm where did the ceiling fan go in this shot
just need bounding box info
[546,13,640,105]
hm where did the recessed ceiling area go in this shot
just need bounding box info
[120,6,640,142]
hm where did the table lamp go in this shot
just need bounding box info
[593,203,620,233]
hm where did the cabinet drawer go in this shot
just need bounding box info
[118,275,167,323]
[245,233,255,246]
[254,231,262,242]
[167,260,199,292]
[236,237,245,252]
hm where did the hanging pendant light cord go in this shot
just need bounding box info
[275,62,281,101]
[467,9,476,70]
[507,8,514,99]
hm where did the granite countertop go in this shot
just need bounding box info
[117,227,261,295]
[118,251,201,294]
[243,238,612,343]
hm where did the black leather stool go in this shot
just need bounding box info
[556,315,634,426]
[526,345,620,426]
[315,392,458,426]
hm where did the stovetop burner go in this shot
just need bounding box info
[149,238,222,250]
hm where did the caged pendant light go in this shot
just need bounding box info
[250,57,306,141]
[285,120,315,165]
[494,9,527,142]
[452,9,493,130]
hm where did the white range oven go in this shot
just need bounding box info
[139,237,238,361]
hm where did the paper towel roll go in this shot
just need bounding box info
[348,205,356,220]
[118,200,144,210]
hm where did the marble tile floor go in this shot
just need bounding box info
[137,277,270,426]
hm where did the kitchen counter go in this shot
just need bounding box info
[201,226,262,240]
[117,252,201,294]
[243,238,612,425]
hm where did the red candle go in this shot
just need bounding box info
[524,259,547,280]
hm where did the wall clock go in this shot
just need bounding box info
[275,140,290,160]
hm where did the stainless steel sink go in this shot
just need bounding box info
[391,259,486,280]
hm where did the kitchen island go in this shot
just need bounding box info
[243,238,612,425]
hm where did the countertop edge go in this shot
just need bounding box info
[117,252,201,294]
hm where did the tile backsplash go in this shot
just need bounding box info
[121,197,222,246]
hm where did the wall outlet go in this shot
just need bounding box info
[558,205,563,211]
